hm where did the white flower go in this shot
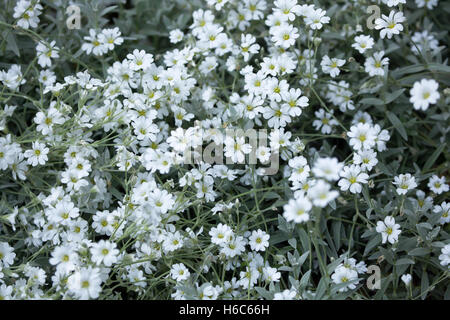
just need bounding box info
[82,29,107,56]
[274,289,297,300]
[376,216,401,244]
[331,266,359,292]
[172,106,194,127]
[169,29,184,43]
[163,231,185,253]
[239,266,259,289]
[439,244,450,267]
[224,136,252,163]
[373,124,391,152]
[0,242,16,268]
[39,69,56,87]
[170,263,190,281]
[220,235,246,258]
[244,0,267,20]
[313,108,338,134]
[382,0,406,7]
[364,51,389,77]
[215,33,233,56]
[197,283,222,300]
[307,180,339,208]
[297,4,315,17]
[0,284,13,300]
[49,245,78,274]
[428,175,449,194]
[393,173,417,195]
[433,202,450,225]
[126,49,154,71]
[264,78,289,102]
[132,118,159,141]
[244,71,266,96]
[24,265,46,286]
[401,273,412,286]
[347,123,377,151]
[48,200,80,225]
[415,0,438,9]
[0,64,27,91]
[415,190,434,211]
[34,106,65,135]
[256,146,271,163]
[36,41,59,68]
[409,79,440,111]
[325,80,354,112]
[411,30,440,56]
[90,240,119,267]
[13,0,43,29]
[262,102,291,128]
[148,189,175,214]
[261,57,279,76]
[262,266,281,283]
[128,267,146,288]
[281,88,309,117]
[374,10,405,39]
[24,142,49,166]
[353,149,378,172]
[100,27,124,51]
[207,0,230,10]
[199,56,218,74]
[304,8,330,30]
[67,267,103,300]
[191,9,215,36]
[274,0,301,21]
[352,111,373,126]
[288,156,310,183]
[240,34,260,62]
[270,23,299,48]
[209,223,233,245]
[312,157,343,181]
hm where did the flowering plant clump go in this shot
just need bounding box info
[0,0,449,300]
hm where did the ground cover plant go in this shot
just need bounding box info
[0,0,449,300]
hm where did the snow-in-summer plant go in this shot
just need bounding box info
[0,0,449,300]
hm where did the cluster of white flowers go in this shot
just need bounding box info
[81,28,124,56]
[0,65,26,91]
[13,0,43,29]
